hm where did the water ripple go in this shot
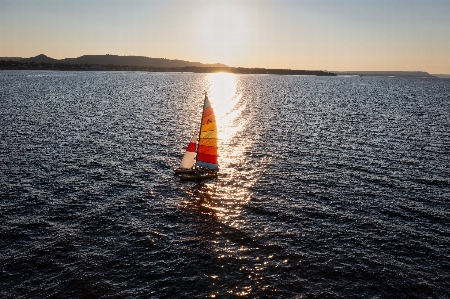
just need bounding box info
[0,71,449,298]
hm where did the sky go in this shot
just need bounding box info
[1,0,449,73]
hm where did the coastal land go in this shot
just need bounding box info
[1,54,446,77]
[0,54,335,76]
[334,71,438,78]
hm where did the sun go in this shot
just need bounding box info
[197,1,252,65]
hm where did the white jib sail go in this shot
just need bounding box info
[179,129,198,169]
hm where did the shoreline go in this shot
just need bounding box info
[0,60,336,76]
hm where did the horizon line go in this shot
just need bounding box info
[1,53,448,75]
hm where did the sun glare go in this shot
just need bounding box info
[206,73,243,145]
[197,2,252,65]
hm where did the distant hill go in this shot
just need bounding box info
[3,54,227,68]
[20,54,59,64]
[335,71,436,78]
[60,55,227,68]
[1,54,335,75]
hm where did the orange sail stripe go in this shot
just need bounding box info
[201,122,216,132]
[202,114,216,125]
[197,145,217,155]
[203,106,213,117]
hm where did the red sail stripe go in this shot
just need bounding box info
[186,142,196,152]
[197,153,218,164]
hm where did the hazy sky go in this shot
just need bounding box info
[1,0,449,73]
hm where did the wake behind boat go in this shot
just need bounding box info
[174,92,219,180]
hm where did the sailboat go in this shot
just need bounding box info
[174,92,219,180]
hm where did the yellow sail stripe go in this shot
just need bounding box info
[200,130,217,139]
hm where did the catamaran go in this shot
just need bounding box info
[174,92,219,180]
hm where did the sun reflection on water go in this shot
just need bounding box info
[206,73,245,146]
[204,73,255,222]
[179,73,270,297]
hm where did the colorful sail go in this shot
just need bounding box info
[179,129,198,169]
[196,94,219,170]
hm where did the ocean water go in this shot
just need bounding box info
[0,70,449,298]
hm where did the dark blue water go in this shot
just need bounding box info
[1,70,449,298]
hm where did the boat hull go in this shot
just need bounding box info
[179,172,218,181]
[173,168,196,175]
